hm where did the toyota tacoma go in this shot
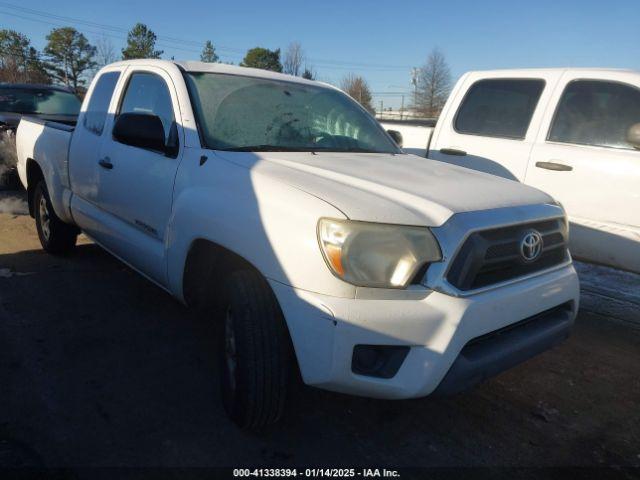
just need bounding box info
[16,60,580,429]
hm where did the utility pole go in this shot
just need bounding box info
[379,100,383,118]
[400,95,405,120]
[411,67,419,116]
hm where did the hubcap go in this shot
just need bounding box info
[224,307,237,393]
[38,194,51,241]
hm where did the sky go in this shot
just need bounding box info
[1,0,639,108]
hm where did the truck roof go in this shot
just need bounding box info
[465,67,638,76]
[105,59,334,89]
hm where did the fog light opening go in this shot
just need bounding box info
[351,345,410,379]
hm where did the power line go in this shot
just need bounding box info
[0,1,414,72]
[0,2,245,62]
[303,57,412,70]
[0,9,233,59]
[0,1,237,51]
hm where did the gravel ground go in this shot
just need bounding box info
[0,190,638,475]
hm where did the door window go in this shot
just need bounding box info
[83,71,120,135]
[118,72,175,142]
[454,79,545,139]
[548,80,640,150]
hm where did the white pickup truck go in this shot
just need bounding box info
[16,60,579,429]
[390,68,640,273]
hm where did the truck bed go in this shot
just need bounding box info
[15,116,75,222]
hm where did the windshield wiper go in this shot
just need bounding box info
[310,147,381,153]
[219,145,388,154]
[219,145,307,152]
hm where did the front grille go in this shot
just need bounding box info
[446,218,569,291]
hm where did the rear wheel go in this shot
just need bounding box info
[34,180,77,254]
[220,269,291,430]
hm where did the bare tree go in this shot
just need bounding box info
[283,42,304,76]
[415,48,451,118]
[95,35,116,68]
[341,73,374,113]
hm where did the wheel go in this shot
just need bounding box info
[33,180,77,254]
[221,269,291,430]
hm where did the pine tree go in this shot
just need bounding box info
[200,40,219,63]
[240,47,282,72]
[44,27,96,89]
[121,23,163,60]
[0,29,51,84]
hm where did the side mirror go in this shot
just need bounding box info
[113,112,167,153]
[387,129,403,148]
[627,123,640,150]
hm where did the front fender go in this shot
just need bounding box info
[165,160,356,302]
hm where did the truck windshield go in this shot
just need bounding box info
[0,87,81,115]
[185,72,399,154]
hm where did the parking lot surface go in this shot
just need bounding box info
[0,191,639,471]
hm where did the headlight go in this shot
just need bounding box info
[318,218,442,289]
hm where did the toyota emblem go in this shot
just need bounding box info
[520,230,543,262]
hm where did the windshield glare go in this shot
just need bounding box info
[0,88,81,115]
[186,73,399,154]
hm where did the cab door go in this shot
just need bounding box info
[68,67,124,237]
[429,71,562,181]
[526,72,640,272]
[92,66,184,285]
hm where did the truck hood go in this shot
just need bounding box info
[216,151,554,226]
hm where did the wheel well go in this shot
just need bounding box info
[182,239,259,311]
[26,159,44,218]
[182,239,303,381]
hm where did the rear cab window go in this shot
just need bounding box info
[83,71,121,135]
[454,79,545,139]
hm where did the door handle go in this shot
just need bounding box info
[535,161,573,172]
[440,148,467,156]
[98,157,113,170]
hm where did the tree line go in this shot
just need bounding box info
[0,23,451,117]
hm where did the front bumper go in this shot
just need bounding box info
[269,263,579,399]
[432,301,573,395]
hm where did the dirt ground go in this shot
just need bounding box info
[0,190,639,474]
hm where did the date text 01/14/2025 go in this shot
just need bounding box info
[232,468,401,478]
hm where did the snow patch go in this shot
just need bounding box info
[0,192,28,215]
[575,261,640,327]
[0,130,17,178]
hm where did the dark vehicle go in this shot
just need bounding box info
[0,84,81,189]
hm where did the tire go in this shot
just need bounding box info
[221,269,290,430]
[33,180,77,254]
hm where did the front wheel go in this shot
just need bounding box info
[221,269,291,430]
[34,180,77,254]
